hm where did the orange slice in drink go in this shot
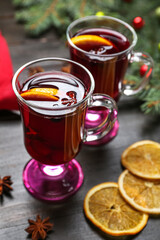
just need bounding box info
[84,182,148,236]
[20,88,59,101]
[71,34,114,48]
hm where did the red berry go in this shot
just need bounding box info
[133,17,145,29]
[140,64,148,76]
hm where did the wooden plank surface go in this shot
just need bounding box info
[0,1,160,239]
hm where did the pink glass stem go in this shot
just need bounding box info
[23,159,84,202]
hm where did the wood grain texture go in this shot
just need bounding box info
[0,1,160,239]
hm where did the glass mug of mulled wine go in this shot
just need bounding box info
[12,57,118,202]
[66,15,153,145]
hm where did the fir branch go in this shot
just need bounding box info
[26,0,59,33]
[13,0,119,35]
[13,0,42,7]
[141,99,160,115]
[12,0,160,115]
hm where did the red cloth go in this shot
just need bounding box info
[0,32,18,110]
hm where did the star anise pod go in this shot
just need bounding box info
[25,215,54,240]
[0,176,13,195]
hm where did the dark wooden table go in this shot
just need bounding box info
[1,1,160,239]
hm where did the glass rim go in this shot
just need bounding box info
[66,15,138,57]
[12,57,95,111]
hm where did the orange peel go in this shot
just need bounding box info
[20,88,59,101]
[71,34,114,47]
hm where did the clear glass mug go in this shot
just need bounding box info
[12,57,118,202]
[66,15,153,145]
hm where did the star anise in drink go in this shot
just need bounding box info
[25,215,54,240]
[0,176,13,195]
[61,90,77,106]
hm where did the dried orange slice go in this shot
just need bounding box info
[20,88,59,101]
[121,140,160,180]
[84,182,148,236]
[71,34,114,47]
[119,169,160,214]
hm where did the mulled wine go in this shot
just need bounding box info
[13,57,119,201]
[67,16,153,145]
[69,28,130,101]
[19,71,86,166]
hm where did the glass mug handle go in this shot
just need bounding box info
[83,94,118,143]
[122,51,153,96]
